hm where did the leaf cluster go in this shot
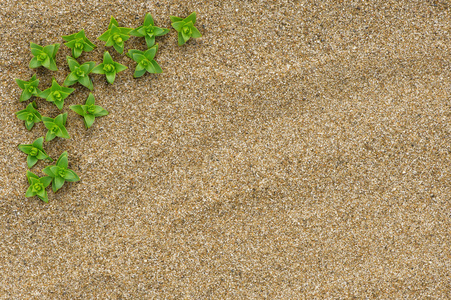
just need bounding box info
[70,93,108,128]
[127,45,162,78]
[130,13,170,47]
[91,51,127,84]
[98,16,133,54]
[62,29,96,58]
[18,137,53,168]
[26,171,53,203]
[170,12,202,46]
[43,152,80,192]
[64,56,96,90]
[29,43,60,71]
[42,113,70,141]
[15,101,42,130]
[15,74,41,102]
[38,78,74,110]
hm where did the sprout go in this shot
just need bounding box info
[15,101,42,130]
[15,74,41,102]
[63,56,96,90]
[38,78,75,110]
[62,29,96,58]
[43,151,80,192]
[170,12,202,46]
[97,16,133,54]
[127,44,163,78]
[42,113,71,141]
[91,51,128,84]
[130,13,170,47]
[18,137,53,168]
[29,42,60,71]
[70,93,109,129]
[25,171,53,203]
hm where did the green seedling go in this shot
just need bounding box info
[127,45,162,78]
[70,93,109,129]
[63,56,96,90]
[62,29,96,58]
[38,78,74,110]
[98,16,133,54]
[130,13,170,47]
[42,113,70,141]
[43,151,80,192]
[16,101,42,130]
[91,51,127,84]
[15,74,41,102]
[18,137,53,168]
[29,42,60,71]
[26,170,52,203]
[170,12,202,46]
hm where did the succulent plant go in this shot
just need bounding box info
[130,13,170,47]
[170,12,202,46]
[127,44,162,78]
[42,113,70,141]
[15,74,41,102]
[91,51,127,84]
[25,170,53,203]
[29,42,60,71]
[18,137,53,168]
[98,16,133,54]
[43,151,80,192]
[15,101,42,130]
[62,29,96,58]
[38,78,75,110]
[70,93,109,129]
[63,56,96,90]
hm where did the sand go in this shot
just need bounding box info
[0,0,450,298]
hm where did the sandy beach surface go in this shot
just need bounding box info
[0,0,450,298]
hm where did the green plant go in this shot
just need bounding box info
[42,113,70,141]
[63,56,96,90]
[91,51,127,84]
[70,93,109,128]
[38,78,75,110]
[25,170,52,203]
[15,74,41,102]
[43,151,80,192]
[15,101,42,130]
[127,45,162,78]
[130,13,170,47]
[29,42,60,71]
[62,29,96,58]
[98,16,133,54]
[170,12,202,46]
[18,137,53,168]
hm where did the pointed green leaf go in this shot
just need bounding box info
[91,64,106,74]
[57,153,68,168]
[106,72,116,84]
[48,58,58,71]
[27,155,38,168]
[45,130,56,141]
[144,35,155,47]
[70,105,85,116]
[84,114,95,128]
[32,137,44,149]
[114,62,127,73]
[58,125,70,139]
[53,176,65,192]
[67,56,80,70]
[18,145,33,154]
[78,76,93,90]
[108,16,119,29]
[103,51,113,64]
[40,176,53,188]
[191,26,202,38]
[36,150,48,160]
[29,57,41,69]
[93,106,108,116]
[172,21,185,32]
[43,44,55,57]
[178,32,186,46]
[170,16,183,22]
[113,43,124,54]
[43,166,55,177]
[151,60,162,73]
[15,78,27,89]
[25,185,36,197]
[144,13,154,26]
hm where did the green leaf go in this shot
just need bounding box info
[53,176,65,192]
[108,16,119,29]
[70,105,85,116]
[78,76,93,90]
[64,169,80,181]
[42,56,51,69]
[52,43,60,57]
[27,170,40,182]
[20,89,32,102]
[178,32,186,46]
[74,47,83,58]
[83,43,95,52]
[48,58,58,71]
[106,72,116,84]
[84,114,95,128]
[170,16,183,22]
[25,121,34,130]
[57,153,68,168]
[25,185,36,197]
[54,100,64,110]
[144,45,157,60]
[191,26,202,38]
[91,64,106,74]
[43,166,55,177]
[155,28,170,36]
[144,35,155,47]
[45,130,56,142]
[67,56,80,70]
[43,44,55,57]
[40,176,53,188]
[54,114,65,127]
[184,12,197,24]
[32,137,44,149]
[103,51,114,64]
[182,30,191,42]
[62,31,78,41]
[85,93,95,105]
[114,62,127,73]
[18,145,33,154]
[27,155,38,168]
[16,110,29,121]
[144,13,154,26]
[58,125,71,139]
[113,43,124,54]
[29,57,41,69]
[64,73,79,86]
[130,27,145,37]
[105,36,115,47]
[93,106,108,116]
[98,30,111,41]
[36,150,48,160]
[133,68,146,78]
[127,49,143,59]
[151,60,163,73]
[172,21,185,32]
[81,62,95,74]
[15,78,27,89]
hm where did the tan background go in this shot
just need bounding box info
[0,0,450,298]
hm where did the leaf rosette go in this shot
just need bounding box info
[15,101,42,130]
[42,113,70,141]
[130,13,170,47]
[25,171,53,203]
[15,74,41,102]
[18,137,53,168]
[43,151,80,192]
[98,16,133,54]
[70,93,109,129]
[62,29,96,58]
[127,44,163,78]
[63,56,96,90]
[170,12,202,46]
[91,51,127,84]
[38,78,74,110]
[29,42,60,71]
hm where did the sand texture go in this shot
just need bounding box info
[1,0,450,298]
